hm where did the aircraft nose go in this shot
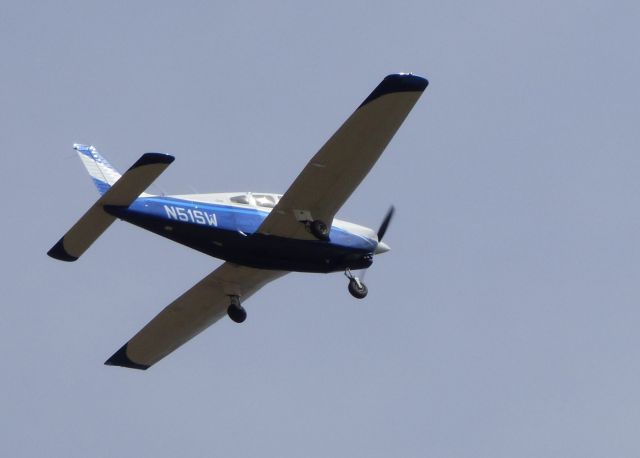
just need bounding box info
[375,241,391,255]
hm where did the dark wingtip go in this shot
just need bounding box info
[47,238,78,262]
[129,152,175,170]
[360,73,429,108]
[105,344,150,370]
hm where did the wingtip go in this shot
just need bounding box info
[105,344,150,370]
[388,72,429,87]
[360,73,429,108]
[130,152,175,170]
[47,238,78,262]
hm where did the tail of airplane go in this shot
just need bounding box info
[47,145,175,261]
[73,144,123,195]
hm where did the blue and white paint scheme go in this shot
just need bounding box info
[48,73,428,370]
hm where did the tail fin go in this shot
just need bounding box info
[74,144,122,195]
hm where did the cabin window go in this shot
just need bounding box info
[230,194,250,205]
[254,194,277,208]
[229,193,281,208]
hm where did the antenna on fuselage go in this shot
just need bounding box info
[149,183,168,197]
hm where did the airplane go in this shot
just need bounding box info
[48,73,429,370]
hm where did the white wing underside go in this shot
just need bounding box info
[258,74,428,240]
[106,263,286,369]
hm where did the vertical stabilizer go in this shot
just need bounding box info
[73,144,122,195]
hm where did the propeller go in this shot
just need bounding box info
[359,206,395,283]
[377,205,395,242]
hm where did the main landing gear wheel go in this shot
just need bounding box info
[309,219,330,241]
[345,268,368,299]
[348,279,368,299]
[227,296,247,323]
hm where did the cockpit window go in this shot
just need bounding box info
[230,194,250,205]
[229,193,280,208]
[253,194,277,208]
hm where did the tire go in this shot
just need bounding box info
[227,303,247,323]
[310,220,330,241]
[348,279,368,299]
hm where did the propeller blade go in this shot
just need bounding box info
[377,205,395,241]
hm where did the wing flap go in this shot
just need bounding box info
[105,263,287,369]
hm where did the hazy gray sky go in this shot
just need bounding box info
[3,1,640,456]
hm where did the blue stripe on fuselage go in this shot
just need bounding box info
[126,196,377,251]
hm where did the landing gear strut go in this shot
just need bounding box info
[345,268,368,299]
[227,295,247,323]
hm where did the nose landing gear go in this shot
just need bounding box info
[227,295,247,323]
[345,268,368,299]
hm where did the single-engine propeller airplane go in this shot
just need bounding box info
[48,73,428,369]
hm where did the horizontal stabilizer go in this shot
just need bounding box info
[48,152,174,261]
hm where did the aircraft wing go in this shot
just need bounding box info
[105,263,287,369]
[257,73,428,240]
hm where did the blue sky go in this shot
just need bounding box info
[3,1,640,457]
